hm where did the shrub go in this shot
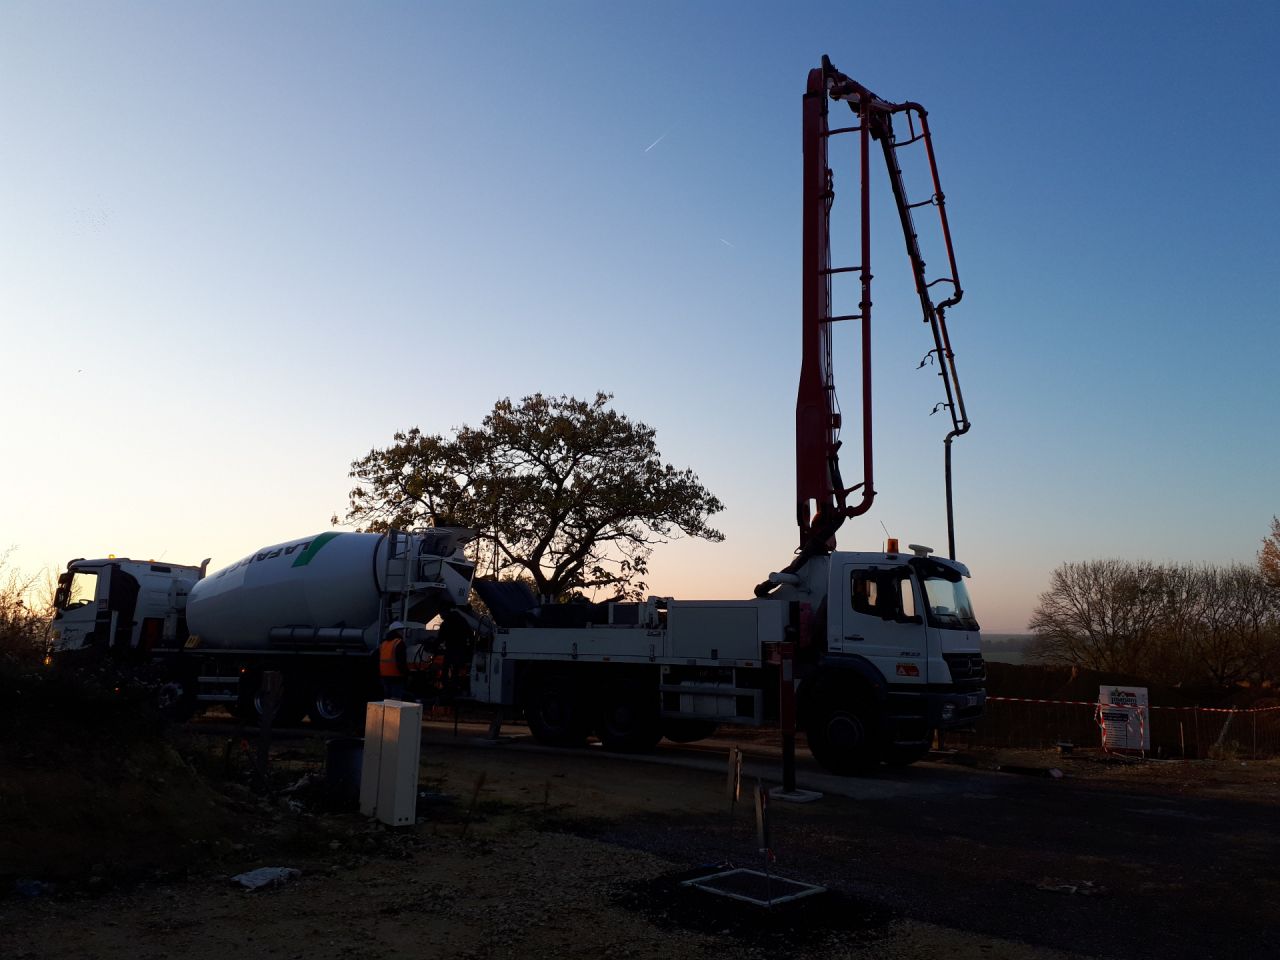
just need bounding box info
[0,555,51,666]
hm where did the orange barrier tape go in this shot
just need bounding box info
[985,696,1280,714]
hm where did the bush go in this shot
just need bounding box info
[1,652,168,762]
[0,554,52,667]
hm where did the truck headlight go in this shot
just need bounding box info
[941,703,956,722]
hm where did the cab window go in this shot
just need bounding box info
[920,574,978,629]
[850,571,881,616]
[58,570,99,609]
[911,557,980,631]
[900,574,917,619]
[850,567,919,622]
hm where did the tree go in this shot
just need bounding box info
[1196,564,1280,687]
[1179,564,1252,688]
[1143,561,1202,684]
[1027,559,1167,674]
[339,393,724,601]
[1260,516,1280,590]
[1030,558,1280,687]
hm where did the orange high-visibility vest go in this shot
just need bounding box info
[379,637,406,677]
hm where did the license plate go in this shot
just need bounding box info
[966,694,980,708]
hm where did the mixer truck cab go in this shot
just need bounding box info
[50,557,207,656]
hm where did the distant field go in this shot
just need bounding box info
[981,633,1033,665]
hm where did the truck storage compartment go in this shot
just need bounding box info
[666,600,783,663]
[659,666,764,724]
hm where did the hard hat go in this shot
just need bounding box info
[384,621,406,637]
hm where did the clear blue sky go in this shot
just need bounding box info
[3,2,1277,632]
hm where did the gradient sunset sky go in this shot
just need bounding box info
[3,2,1277,632]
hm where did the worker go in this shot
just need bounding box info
[378,621,410,701]
[438,607,475,695]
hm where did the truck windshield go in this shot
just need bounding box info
[920,574,979,631]
[57,570,98,610]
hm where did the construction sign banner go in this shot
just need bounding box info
[1098,685,1150,752]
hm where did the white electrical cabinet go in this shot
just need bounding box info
[359,700,423,826]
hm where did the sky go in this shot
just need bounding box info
[3,1,1278,633]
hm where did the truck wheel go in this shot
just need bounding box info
[525,675,590,747]
[661,719,719,744]
[156,676,198,721]
[806,701,880,775]
[308,678,359,730]
[597,682,663,754]
[236,671,306,727]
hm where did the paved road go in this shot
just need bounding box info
[422,718,1009,801]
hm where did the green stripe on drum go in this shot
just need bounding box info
[291,531,341,567]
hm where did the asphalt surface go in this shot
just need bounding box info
[422,722,1280,960]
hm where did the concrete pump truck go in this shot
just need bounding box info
[48,59,984,773]
[457,56,984,772]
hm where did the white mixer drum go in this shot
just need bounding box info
[187,532,389,649]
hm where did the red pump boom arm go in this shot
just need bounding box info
[795,56,970,560]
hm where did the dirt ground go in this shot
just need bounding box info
[3,718,1279,960]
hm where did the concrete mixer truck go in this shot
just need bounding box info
[48,527,478,726]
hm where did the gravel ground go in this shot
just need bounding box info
[1,828,1086,960]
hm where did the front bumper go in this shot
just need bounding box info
[931,688,985,728]
[886,686,985,730]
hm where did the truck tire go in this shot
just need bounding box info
[236,670,307,727]
[661,719,719,744]
[307,677,360,730]
[524,674,590,747]
[156,674,198,722]
[597,682,663,753]
[806,699,880,775]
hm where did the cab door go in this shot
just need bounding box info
[51,566,103,651]
[838,563,929,686]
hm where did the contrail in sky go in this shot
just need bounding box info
[643,130,669,153]
[719,238,735,248]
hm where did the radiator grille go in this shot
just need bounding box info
[943,652,986,686]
